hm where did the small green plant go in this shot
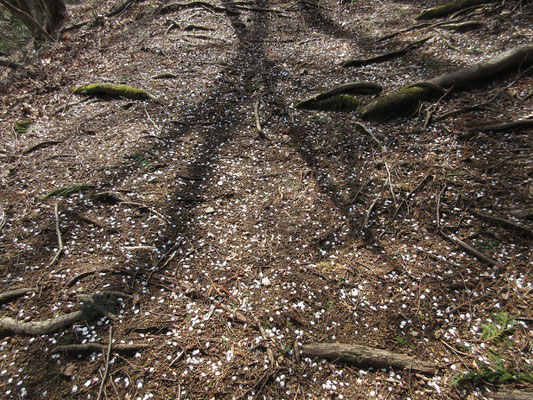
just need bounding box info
[326,300,335,310]
[43,183,94,199]
[311,113,330,124]
[481,312,516,342]
[13,121,32,134]
[127,153,154,171]
[394,335,409,346]
[472,239,500,251]
[453,356,533,386]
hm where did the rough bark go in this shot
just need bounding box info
[1,0,66,39]
[491,392,533,400]
[360,44,533,122]
[301,343,438,375]
[51,343,148,356]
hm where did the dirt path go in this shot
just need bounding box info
[0,0,532,399]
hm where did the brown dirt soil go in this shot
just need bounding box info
[0,0,532,399]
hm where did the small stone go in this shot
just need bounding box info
[261,277,271,286]
[410,330,419,337]
[205,206,215,214]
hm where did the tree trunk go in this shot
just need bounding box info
[1,0,66,39]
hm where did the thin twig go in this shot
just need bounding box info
[393,172,432,220]
[362,195,380,228]
[353,122,384,149]
[436,185,446,230]
[442,233,503,268]
[384,162,396,207]
[97,326,114,400]
[254,98,267,139]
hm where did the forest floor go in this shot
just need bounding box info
[0,0,532,399]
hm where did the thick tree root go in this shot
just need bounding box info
[295,82,382,112]
[360,44,533,121]
[0,291,124,337]
[416,0,494,20]
[302,343,437,375]
[0,288,35,304]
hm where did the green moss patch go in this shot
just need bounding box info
[72,83,155,100]
[417,0,493,20]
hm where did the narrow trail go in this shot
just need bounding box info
[0,0,531,399]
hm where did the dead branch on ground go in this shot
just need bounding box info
[472,211,533,238]
[441,233,503,268]
[51,342,148,356]
[254,98,267,140]
[96,326,113,400]
[302,343,437,374]
[416,0,494,20]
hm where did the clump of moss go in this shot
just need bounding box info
[72,83,155,100]
[454,356,533,386]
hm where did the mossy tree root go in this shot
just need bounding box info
[360,44,533,122]
[416,0,494,20]
[72,83,156,100]
[295,82,382,112]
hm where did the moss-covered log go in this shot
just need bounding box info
[416,0,494,20]
[72,83,156,100]
[360,44,533,122]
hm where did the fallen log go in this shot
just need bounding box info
[301,343,437,375]
[416,0,494,20]
[359,44,533,121]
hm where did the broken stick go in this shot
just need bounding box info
[302,343,437,375]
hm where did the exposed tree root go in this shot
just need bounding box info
[0,288,35,304]
[470,118,533,133]
[416,0,494,20]
[295,82,382,112]
[342,37,431,68]
[72,83,157,101]
[302,343,438,375]
[0,291,125,337]
[160,1,240,15]
[472,211,533,238]
[359,44,533,121]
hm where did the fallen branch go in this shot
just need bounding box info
[0,287,35,304]
[353,122,384,148]
[51,342,148,356]
[393,172,433,220]
[360,44,533,121]
[442,233,503,268]
[472,211,533,238]
[362,194,380,228]
[302,343,437,375]
[47,203,63,270]
[440,20,484,32]
[22,140,62,155]
[0,56,23,69]
[254,98,267,140]
[160,1,240,15]
[342,37,431,68]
